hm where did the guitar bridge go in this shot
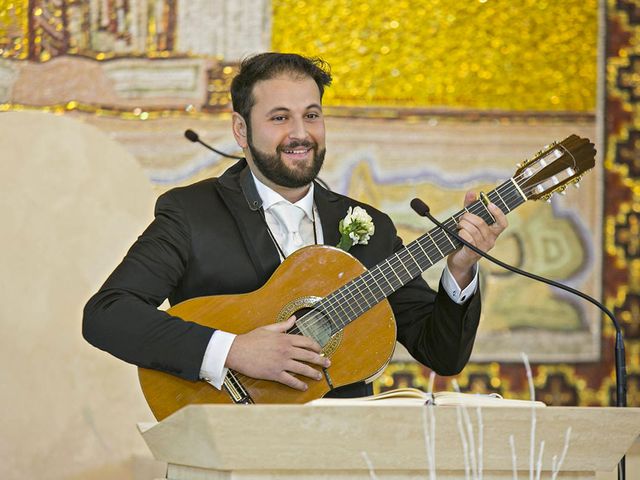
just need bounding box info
[223,370,254,404]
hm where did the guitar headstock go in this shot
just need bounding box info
[515,134,596,201]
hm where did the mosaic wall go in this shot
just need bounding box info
[1,0,636,408]
[272,0,598,112]
[603,0,640,406]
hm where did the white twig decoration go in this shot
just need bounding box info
[535,440,545,480]
[509,434,518,480]
[453,379,480,480]
[521,352,536,480]
[422,405,437,480]
[456,405,471,479]
[429,370,436,395]
[360,451,378,480]
[551,427,572,480]
[477,406,484,480]
[426,370,437,479]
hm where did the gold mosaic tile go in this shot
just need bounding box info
[0,0,28,59]
[272,0,598,112]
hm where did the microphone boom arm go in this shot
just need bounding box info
[410,197,627,409]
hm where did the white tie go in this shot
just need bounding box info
[270,202,307,257]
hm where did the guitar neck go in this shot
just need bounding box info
[308,177,527,338]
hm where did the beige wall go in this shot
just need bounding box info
[0,111,164,479]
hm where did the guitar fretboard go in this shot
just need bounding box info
[299,177,528,343]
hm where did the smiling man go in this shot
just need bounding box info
[83,52,507,400]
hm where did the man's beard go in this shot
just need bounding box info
[247,133,325,189]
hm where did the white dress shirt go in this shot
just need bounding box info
[199,174,478,388]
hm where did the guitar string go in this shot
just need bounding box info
[236,152,581,391]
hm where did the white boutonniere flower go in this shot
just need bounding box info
[337,206,375,252]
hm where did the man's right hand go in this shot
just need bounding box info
[225,316,331,391]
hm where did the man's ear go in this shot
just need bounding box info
[232,112,248,148]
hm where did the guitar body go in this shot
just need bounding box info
[139,245,397,420]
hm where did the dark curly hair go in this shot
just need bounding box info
[230,52,332,126]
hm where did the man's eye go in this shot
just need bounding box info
[272,116,287,121]
[306,112,320,119]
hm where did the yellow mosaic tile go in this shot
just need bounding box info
[272,0,598,112]
[0,0,28,59]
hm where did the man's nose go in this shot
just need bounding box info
[288,117,309,140]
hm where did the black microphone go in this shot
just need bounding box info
[184,129,244,159]
[410,197,627,408]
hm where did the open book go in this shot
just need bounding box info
[306,387,546,408]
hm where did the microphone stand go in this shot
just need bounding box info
[410,197,628,480]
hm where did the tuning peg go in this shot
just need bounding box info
[574,182,580,189]
[558,189,566,195]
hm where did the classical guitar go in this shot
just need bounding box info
[139,134,596,420]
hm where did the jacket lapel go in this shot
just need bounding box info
[215,161,281,282]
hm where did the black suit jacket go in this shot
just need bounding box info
[83,160,482,397]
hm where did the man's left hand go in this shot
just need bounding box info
[446,191,508,288]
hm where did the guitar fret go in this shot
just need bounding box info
[385,258,404,286]
[477,201,495,225]
[415,239,434,265]
[443,219,459,249]
[328,292,351,327]
[352,278,374,310]
[353,280,373,315]
[510,177,527,201]
[400,249,421,279]
[494,181,525,212]
[366,269,386,299]
[340,286,360,319]
[429,231,445,257]
[396,252,414,279]
[404,245,421,272]
[338,287,358,320]
[363,270,385,302]
[378,263,397,294]
[492,188,510,213]
[442,228,457,249]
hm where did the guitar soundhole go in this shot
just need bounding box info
[292,307,333,346]
[277,296,343,357]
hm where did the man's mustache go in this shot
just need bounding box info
[277,140,317,152]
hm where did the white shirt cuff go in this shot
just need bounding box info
[199,330,236,389]
[441,264,478,305]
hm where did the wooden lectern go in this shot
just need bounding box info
[139,404,640,479]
